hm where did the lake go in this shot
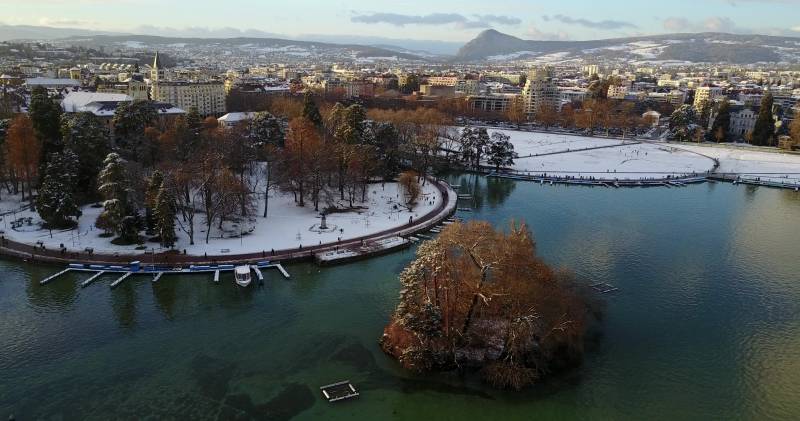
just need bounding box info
[2,176,799,420]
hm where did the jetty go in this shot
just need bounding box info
[40,260,291,287]
[315,236,410,266]
[109,272,133,289]
[39,268,72,285]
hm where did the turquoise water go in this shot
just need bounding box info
[2,178,800,420]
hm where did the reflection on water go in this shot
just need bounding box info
[1,180,800,420]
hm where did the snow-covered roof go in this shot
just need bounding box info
[218,112,257,123]
[61,92,132,112]
[24,77,80,87]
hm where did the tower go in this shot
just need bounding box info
[150,51,165,100]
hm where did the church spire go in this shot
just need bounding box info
[153,51,162,69]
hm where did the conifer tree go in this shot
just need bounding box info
[36,150,81,228]
[97,153,138,242]
[301,92,323,128]
[751,92,775,146]
[154,184,177,248]
[28,86,63,166]
[710,101,731,143]
[144,170,164,232]
[61,112,111,199]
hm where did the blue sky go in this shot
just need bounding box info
[3,0,800,41]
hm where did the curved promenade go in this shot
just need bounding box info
[0,179,457,267]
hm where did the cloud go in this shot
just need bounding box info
[38,17,100,27]
[662,16,739,32]
[524,25,570,41]
[132,25,282,38]
[351,12,520,29]
[544,14,637,30]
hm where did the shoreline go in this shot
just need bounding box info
[0,179,458,268]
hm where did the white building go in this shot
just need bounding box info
[694,86,723,110]
[521,67,559,119]
[150,51,226,116]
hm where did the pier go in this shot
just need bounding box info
[39,268,72,285]
[81,271,106,288]
[110,272,133,289]
[40,260,292,288]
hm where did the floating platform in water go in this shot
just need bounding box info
[41,260,291,287]
[591,282,619,294]
[320,380,359,403]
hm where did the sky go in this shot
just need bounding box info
[2,0,800,43]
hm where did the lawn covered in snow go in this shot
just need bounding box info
[486,129,629,157]
[670,143,800,185]
[483,129,716,180]
[0,181,443,256]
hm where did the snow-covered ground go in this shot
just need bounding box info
[486,129,629,157]
[670,144,800,185]
[484,129,715,179]
[0,181,443,256]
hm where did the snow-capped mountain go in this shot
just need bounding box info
[456,29,800,64]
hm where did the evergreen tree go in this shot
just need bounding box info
[335,104,367,144]
[751,92,775,146]
[486,132,517,171]
[36,150,81,228]
[112,100,157,162]
[185,107,203,136]
[28,86,63,175]
[97,153,138,242]
[301,92,323,128]
[709,101,731,143]
[154,184,177,248]
[144,170,164,232]
[249,112,284,148]
[669,105,697,142]
[61,112,111,199]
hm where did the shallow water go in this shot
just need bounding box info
[1,178,799,420]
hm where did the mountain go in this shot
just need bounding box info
[0,24,451,58]
[54,34,426,61]
[456,29,800,64]
[295,34,460,56]
[0,24,124,41]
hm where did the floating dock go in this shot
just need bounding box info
[39,268,72,285]
[591,282,619,294]
[110,272,133,289]
[320,380,359,403]
[41,260,291,287]
[81,271,106,288]
[252,266,264,281]
[315,237,410,266]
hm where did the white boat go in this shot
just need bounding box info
[234,266,252,287]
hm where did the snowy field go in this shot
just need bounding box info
[485,129,629,157]
[671,144,800,185]
[482,129,716,180]
[0,181,443,256]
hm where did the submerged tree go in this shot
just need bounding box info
[381,221,592,390]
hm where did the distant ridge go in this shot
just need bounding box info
[456,29,800,63]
